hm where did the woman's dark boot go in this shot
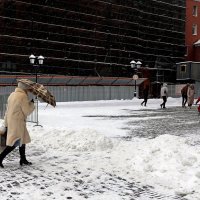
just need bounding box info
[0,146,16,168]
[19,144,32,166]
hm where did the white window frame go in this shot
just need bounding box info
[193,5,198,16]
[192,24,198,35]
[180,65,186,73]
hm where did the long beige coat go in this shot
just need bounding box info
[187,85,195,106]
[4,88,35,146]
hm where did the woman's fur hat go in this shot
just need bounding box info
[18,82,30,90]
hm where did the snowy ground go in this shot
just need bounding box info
[1,97,200,200]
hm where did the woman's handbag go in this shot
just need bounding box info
[0,126,7,146]
[0,125,6,135]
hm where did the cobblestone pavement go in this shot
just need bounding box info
[90,106,200,143]
[0,106,198,200]
[124,106,200,145]
[0,161,182,200]
[0,154,183,200]
[83,106,200,199]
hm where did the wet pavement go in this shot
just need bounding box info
[125,107,200,141]
[86,106,200,143]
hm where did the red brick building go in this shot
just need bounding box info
[186,0,200,61]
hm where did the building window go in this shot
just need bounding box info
[193,6,198,16]
[180,65,186,73]
[192,24,198,35]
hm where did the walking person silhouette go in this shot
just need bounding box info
[141,85,149,106]
[160,83,168,109]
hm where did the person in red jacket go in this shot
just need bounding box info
[195,97,200,114]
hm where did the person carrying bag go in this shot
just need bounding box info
[0,81,35,168]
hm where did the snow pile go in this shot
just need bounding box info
[32,128,114,152]
[33,126,200,197]
[109,134,200,196]
[63,129,114,151]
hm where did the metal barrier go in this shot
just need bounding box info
[0,93,37,123]
[0,94,9,120]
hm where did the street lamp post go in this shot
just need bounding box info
[130,60,142,97]
[29,54,44,127]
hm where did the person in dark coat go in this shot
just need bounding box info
[141,85,149,106]
[181,83,189,107]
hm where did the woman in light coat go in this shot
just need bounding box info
[187,84,195,108]
[0,82,35,168]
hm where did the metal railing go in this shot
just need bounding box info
[0,93,37,123]
[0,94,9,120]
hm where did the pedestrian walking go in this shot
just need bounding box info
[187,84,195,109]
[160,83,168,109]
[0,81,35,168]
[141,85,149,106]
[195,97,200,115]
[181,83,189,107]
